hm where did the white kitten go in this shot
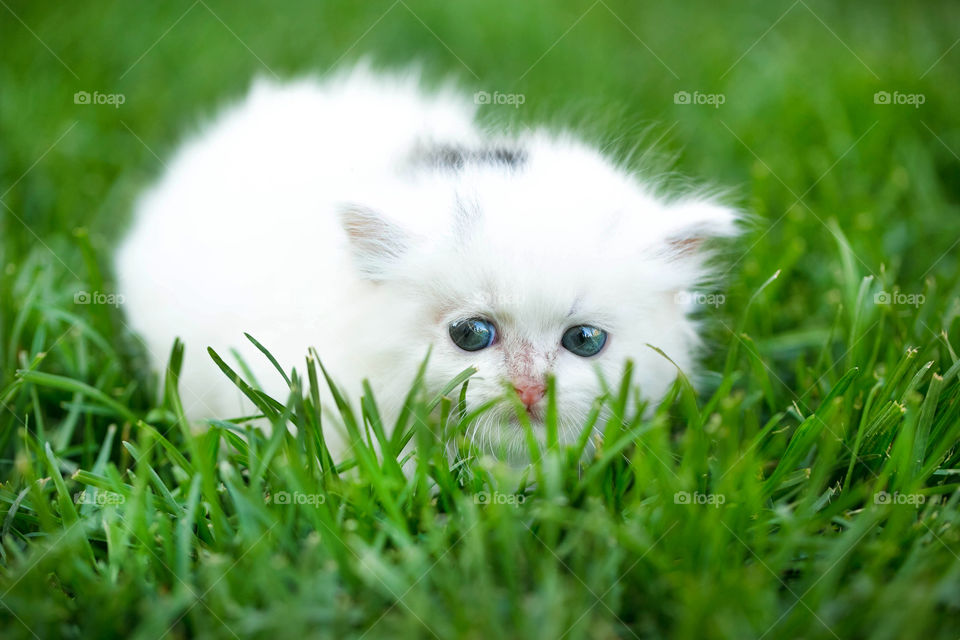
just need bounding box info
[115,65,738,460]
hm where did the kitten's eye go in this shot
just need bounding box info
[561,325,607,357]
[449,318,497,352]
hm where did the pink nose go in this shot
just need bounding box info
[513,380,546,409]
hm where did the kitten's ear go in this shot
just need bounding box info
[658,199,739,258]
[339,205,409,280]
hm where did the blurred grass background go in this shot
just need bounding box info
[2,1,960,638]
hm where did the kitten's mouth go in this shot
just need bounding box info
[503,405,543,426]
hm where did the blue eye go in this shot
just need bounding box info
[449,318,497,351]
[561,325,607,357]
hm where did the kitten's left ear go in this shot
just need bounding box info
[339,205,409,280]
[658,198,740,258]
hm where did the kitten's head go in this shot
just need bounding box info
[339,135,738,458]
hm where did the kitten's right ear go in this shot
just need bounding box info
[339,205,409,281]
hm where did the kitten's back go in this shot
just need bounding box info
[115,66,477,422]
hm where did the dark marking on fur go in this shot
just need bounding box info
[412,143,528,171]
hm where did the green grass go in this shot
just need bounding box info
[2,1,960,638]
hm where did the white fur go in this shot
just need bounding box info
[116,65,738,460]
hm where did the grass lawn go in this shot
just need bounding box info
[2,1,960,638]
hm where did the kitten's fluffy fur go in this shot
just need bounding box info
[116,65,738,459]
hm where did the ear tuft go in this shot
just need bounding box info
[339,205,409,280]
[661,199,739,258]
